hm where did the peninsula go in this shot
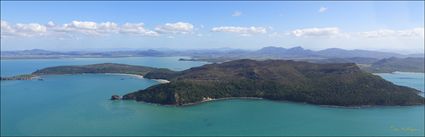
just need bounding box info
[123,59,424,106]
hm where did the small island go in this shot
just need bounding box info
[32,63,174,76]
[1,63,174,81]
[123,59,424,106]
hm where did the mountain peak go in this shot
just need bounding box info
[287,46,304,51]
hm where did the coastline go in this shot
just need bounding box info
[180,97,263,106]
[103,73,170,84]
[103,73,144,79]
[129,96,425,109]
[152,79,170,84]
[1,72,173,85]
[374,71,425,75]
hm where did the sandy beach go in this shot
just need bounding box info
[104,73,144,79]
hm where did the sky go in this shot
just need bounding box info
[1,1,424,53]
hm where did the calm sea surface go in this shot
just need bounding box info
[1,57,424,136]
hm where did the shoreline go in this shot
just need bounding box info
[1,73,173,85]
[128,97,424,109]
[181,97,263,106]
[374,71,425,75]
[152,79,170,84]
[103,73,144,79]
[104,73,170,83]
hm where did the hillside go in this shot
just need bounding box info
[32,63,174,76]
[123,59,424,106]
[363,57,425,73]
[181,56,424,73]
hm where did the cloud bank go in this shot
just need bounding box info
[2,20,161,37]
[289,27,424,39]
[1,20,47,37]
[359,28,424,38]
[2,20,423,41]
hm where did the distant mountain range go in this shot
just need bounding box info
[1,46,423,59]
[228,46,422,59]
[2,47,423,73]
[0,49,167,58]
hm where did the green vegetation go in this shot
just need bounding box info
[124,59,424,106]
[362,57,424,73]
[181,57,425,73]
[32,63,174,76]
[1,63,174,81]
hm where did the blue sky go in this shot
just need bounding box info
[1,1,424,53]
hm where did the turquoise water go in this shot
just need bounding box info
[1,58,424,136]
[377,72,425,97]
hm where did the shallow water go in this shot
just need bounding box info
[376,72,425,97]
[1,58,424,136]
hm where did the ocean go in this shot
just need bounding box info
[1,57,424,136]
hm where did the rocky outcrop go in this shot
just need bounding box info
[110,95,121,100]
[1,74,36,81]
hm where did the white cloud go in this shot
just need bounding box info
[1,20,47,37]
[232,11,242,17]
[359,28,424,38]
[291,27,340,37]
[211,26,267,36]
[155,22,194,34]
[119,23,158,36]
[98,22,119,32]
[16,23,47,33]
[56,20,120,36]
[318,7,328,13]
[290,27,424,40]
[1,20,15,37]
[68,20,97,30]
[1,20,159,37]
[289,27,424,38]
[2,19,423,43]
[58,21,101,35]
[47,21,55,27]
[45,20,157,37]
